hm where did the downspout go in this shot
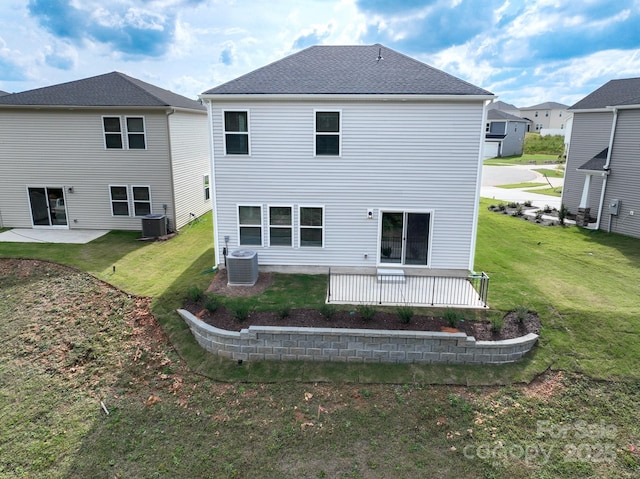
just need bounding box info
[468,98,493,272]
[165,108,176,232]
[594,108,618,231]
[205,99,221,268]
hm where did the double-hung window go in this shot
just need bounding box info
[315,111,340,156]
[238,205,262,246]
[109,185,151,217]
[110,185,129,216]
[299,206,323,247]
[103,116,146,149]
[269,206,292,246]
[224,111,249,154]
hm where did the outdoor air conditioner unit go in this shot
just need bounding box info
[141,214,167,238]
[227,249,259,286]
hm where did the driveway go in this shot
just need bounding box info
[480,163,563,209]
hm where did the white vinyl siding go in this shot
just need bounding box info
[0,109,176,230]
[210,100,485,271]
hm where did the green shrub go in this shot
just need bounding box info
[204,295,219,313]
[508,201,518,209]
[515,305,529,322]
[524,200,532,207]
[497,203,506,211]
[278,305,291,319]
[318,303,337,320]
[231,304,251,322]
[397,306,414,324]
[187,286,204,303]
[357,304,377,321]
[558,203,569,225]
[444,308,461,328]
[491,315,504,333]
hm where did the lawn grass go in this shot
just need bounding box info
[534,167,564,178]
[484,154,559,166]
[1,263,638,478]
[523,186,562,197]
[2,207,640,477]
[497,182,547,189]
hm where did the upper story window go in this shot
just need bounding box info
[315,111,340,156]
[534,111,539,117]
[269,206,292,246]
[224,111,249,155]
[238,205,262,246]
[103,116,146,149]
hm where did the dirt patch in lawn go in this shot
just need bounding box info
[188,270,540,341]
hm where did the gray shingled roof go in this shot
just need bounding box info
[0,72,205,111]
[202,44,493,96]
[487,109,527,121]
[578,148,608,171]
[521,101,569,110]
[487,100,519,111]
[570,77,640,110]
[0,90,9,97]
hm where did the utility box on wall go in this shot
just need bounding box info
[609,199,620,216]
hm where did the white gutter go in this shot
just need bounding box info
[204,99,221,267]
[594,107,618,230]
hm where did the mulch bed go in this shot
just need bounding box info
[185,271,540,341]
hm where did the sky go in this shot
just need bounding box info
[1,0,640,107]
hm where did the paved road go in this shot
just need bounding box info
[480,164,563,209]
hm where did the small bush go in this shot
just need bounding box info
[524,200,532,207]
[491,316,504,333]
[508,201,518,209]
[497,203,506,211]
[535,210,543,220]
[511,204,523,217]
[278,305,291,319]
[319,303,337,320]
[558,203,569,225]
[357,304,377,321]
[231,304,251,322]
[515,305,529,322]
[444,308,461,328]
[187,286,204,303]
[397,306,414,324]
[543,204,553,214]
[204,295,219,313]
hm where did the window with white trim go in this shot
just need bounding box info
[132,186,151,216]
[269,206,292,246]
[204,174,210,201]
[238,205,262,246]
[109,185,151,217]
[299,206,323,247]
[103,116,146,149]
[110,185,129,216]
[315,111,340,156]
[224,111,249,154]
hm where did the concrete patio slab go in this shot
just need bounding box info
[0,229,109,244]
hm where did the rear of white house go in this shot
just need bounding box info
[201,45,494,275]
[0,72,210,233]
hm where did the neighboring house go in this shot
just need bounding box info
[484,108,528,158]
[200,44,494,276]
[519,101,570,133]
[0,72,210,232]
[489,100,522,118]
[562,77,640,239]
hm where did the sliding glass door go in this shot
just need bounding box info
[28,187,67,227]
[380,211,431,266]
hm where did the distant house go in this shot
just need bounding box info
[484,108,528,158]
[489,100,522,118]
[200,44,494,279]
[0,72,210,232]
[562,77,640,238]
[519,101,570,134]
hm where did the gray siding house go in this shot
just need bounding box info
[0,72,210,232]
[200,44,494,276]
[484,108,528,158]
[562,77,640,238]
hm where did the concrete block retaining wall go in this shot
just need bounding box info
[177,309,538,365]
